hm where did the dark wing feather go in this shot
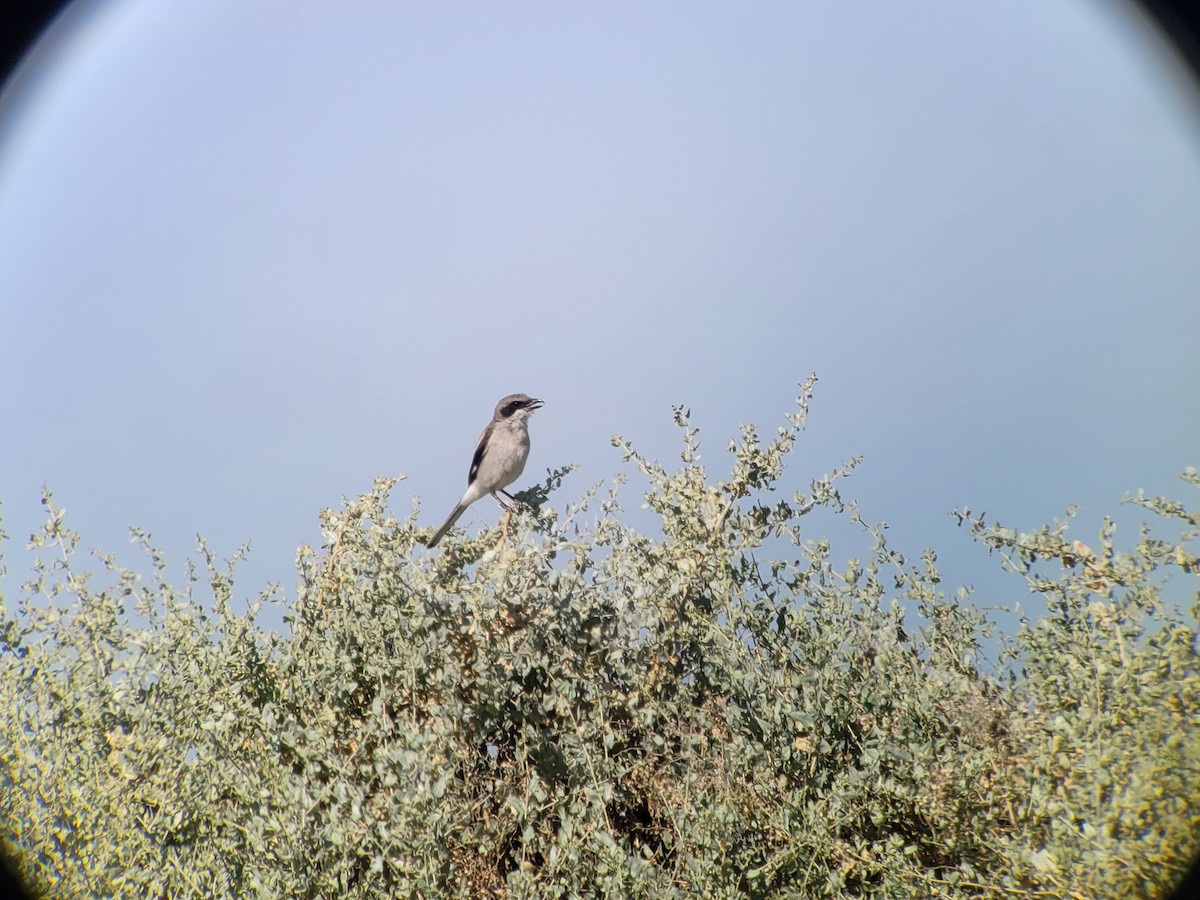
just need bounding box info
[467,422,493,486]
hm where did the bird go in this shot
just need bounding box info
[425,393,544,548]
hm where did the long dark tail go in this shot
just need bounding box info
[426,503,466,548]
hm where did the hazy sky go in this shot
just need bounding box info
[2,0,1198,635]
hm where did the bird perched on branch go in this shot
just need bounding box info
[425,393,544,548]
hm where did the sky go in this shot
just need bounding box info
[1,0,1198,639]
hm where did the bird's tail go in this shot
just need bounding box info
[426,503,467,548]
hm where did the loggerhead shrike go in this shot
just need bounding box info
[425,393,544,548]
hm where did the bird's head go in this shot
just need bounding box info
[495,393,543,419]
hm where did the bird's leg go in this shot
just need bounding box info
[498,489,538,515]
[490,491,514,545]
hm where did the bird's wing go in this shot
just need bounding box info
[467,421,493,486]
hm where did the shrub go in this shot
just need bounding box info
[2,377,1196,897]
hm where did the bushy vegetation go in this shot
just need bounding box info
[3,378,1197,898]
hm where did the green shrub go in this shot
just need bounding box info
[2,378,1196,897]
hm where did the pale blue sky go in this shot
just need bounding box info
[2,0,1198,632]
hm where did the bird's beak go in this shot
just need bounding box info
[529,398,545,410]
